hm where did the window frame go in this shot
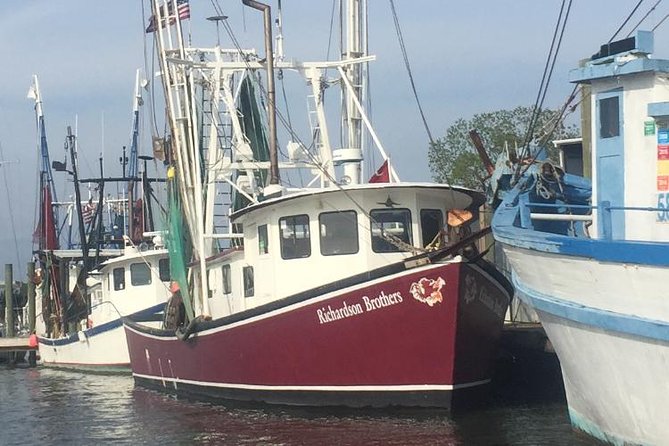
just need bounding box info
[243,266,254,297]
[369,208,413,253]
[130,262,152,286]
[319,210,359,256]
[599,96,620,139]
[258,224,269,255]
[420,208,444,248]
[158,258,170,282]
[112,267,125,291]
[279,214,311,260]
[222,264,231,294]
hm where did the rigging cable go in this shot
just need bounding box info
[610,0,645,42]
[535,0,660,154]
[653,11,669,30]
[519,0,571,160]
[627,0,662,36]
[326,0,338,61]
[388,0,434,146]
[217,14,425,255]
[0,142,23,271]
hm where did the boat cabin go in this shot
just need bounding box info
[205,183,483,316]
[569,30,669,242]
[90,244,171,326]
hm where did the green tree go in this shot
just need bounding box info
[428,106,579,189]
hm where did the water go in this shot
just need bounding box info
[0,365,595,446]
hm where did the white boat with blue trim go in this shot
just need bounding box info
[492,31,669,445]
[37,242,170,371]
[31,71,171,372]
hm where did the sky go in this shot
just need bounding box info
[1,0,668,278]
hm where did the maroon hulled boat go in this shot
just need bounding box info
[125,0,511,410]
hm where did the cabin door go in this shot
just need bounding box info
[595,89,625,239]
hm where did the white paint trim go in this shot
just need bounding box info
[126,262,454,341]
[132,373,491,391]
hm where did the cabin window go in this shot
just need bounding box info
[319,211,359,256]
[243,266,254,297]
[113,267,125,291]
[370,208,413,253]
[222,264,231,294]
[600,96,620,138]
[130,262,152,286]
[420,209,444,247]
[258,224,269,255]
[158,258,170,282]
[279,214,311,259]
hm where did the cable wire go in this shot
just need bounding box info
[609,0,645,42]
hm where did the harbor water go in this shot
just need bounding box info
[0,362,595,446]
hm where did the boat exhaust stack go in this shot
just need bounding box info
[241,0,280,187]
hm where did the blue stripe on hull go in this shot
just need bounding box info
[39,302,164,347]
[512,274,669,343]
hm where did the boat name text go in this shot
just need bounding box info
[317,291,403,324]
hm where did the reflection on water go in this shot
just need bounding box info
[0,366,594,446]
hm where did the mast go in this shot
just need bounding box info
[342,0,365,184]
[128,69,144,241]
[66,127,89,268]
[29,75,59,250]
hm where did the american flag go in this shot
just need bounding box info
[82,201,96,225]
[176,0,190,20]
[146,0,190,33]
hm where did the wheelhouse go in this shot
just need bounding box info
[205,183,483,316]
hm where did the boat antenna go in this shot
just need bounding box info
[241,0,280,186]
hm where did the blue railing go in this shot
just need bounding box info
[521,200,666,240]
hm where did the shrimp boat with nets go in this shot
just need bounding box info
[124,0,512,408]
[31,72,170,371]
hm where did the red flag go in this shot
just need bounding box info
[35,187,58,250]
[369,160,390,183]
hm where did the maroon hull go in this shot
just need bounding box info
[124,260,510,408]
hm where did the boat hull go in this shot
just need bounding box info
[39,303,164,372]
[501,243,669,445]
[124,260,510,409]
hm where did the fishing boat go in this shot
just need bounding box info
[492,30,669,444]
[124,0,511,409]
[31,72,171,371]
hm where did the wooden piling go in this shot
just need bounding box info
[4,264,13,338]
[27,262,37,367]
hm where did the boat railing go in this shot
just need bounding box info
[521,200,666,239]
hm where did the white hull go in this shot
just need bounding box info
[37,248,170,371]
[538,309,669,445]
[39,324,130,370]
[504,244,669,445]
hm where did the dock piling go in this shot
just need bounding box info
[27,262,37,367]
[4,264,13,338]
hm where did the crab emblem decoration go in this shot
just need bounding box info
[409,276,446,307]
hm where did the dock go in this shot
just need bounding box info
[0,337,37,352]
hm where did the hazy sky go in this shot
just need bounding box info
[0,0,667,277]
